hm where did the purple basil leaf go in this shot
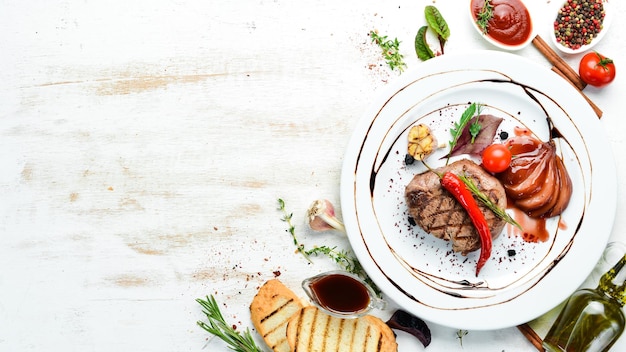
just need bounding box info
[386,309,432,347]
[446,114,503,158]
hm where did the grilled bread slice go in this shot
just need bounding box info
[286,306,398,352]
[363,315,397,352]
[250,279,305,352]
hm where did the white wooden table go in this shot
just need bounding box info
[1,1,625,351]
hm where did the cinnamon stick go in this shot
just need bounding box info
[551,66,603,118]
[532,35,587,91]
[517,323,545,351]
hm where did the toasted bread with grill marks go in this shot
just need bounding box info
[286,306,398,352]
[250,279,305,352]
[363,315,397,352]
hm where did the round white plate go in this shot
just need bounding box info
[340,51,616,330]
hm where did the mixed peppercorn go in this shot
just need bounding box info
[554,0,605,50]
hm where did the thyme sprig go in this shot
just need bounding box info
[458,174,522,230]
[196,295,265,352]
[306,246,381,296]
[277,198,382,296]
[456,329,469,347]
[369,30,407,73]
[278,198,312,263]
[476,0,494,34]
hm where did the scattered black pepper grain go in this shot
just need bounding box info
[405,154,415,165]
[508,249,516,257]
[499,131,509,140]
[408,216,416,226]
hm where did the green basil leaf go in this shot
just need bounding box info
[425,5,450,42]
[469,118,482,143]
[415,26,435,61]
[449,103,478,148]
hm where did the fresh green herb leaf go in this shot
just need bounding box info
[416,5,450,61]
[449,103,479,154]
[458,174,522,230]
[196,295,265,352]
[469,115,482,143]
[424,5,450,53]
[415,26,435,61]
[456,329,469,347]
[425,5,450,40]
[476,0,494,34]
[445,114,503,159]
[278,198,311,263]
[369,30,407,73]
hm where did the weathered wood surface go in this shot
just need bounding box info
[1,0,625,350]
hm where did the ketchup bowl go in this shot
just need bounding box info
[469,0,534,51]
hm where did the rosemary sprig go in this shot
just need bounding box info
[476,0,494,34]
[369,30,407,73]
[458,174,522,230]
[196,295,265,352]
[278,198,312,263]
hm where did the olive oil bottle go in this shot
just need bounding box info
[543,254,626,351]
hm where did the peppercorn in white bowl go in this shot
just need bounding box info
[550,0,612,54]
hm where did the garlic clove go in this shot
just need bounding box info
[306,199,346,233]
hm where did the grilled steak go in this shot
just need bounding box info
[405,159,506,255]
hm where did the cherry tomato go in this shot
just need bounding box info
[579,52,616,87]
[482,144,512,173]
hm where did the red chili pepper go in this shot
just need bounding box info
[440,171,492,276]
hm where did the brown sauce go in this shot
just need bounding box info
[310,274,370,313]
[508,206,549,242]
[471,0,532,46]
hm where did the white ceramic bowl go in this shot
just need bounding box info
[550,0,612,54]
[468,0,535,51]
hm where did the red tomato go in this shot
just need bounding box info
[579,52,616,87]
[482,144,512,173]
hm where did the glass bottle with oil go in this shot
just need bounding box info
[543,253,626,352]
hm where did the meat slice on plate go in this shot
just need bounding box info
[404,159,506,255]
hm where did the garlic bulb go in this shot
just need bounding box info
[306,199,346,233]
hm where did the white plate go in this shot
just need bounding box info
[340,51,616,330]
[550,0,613,54]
